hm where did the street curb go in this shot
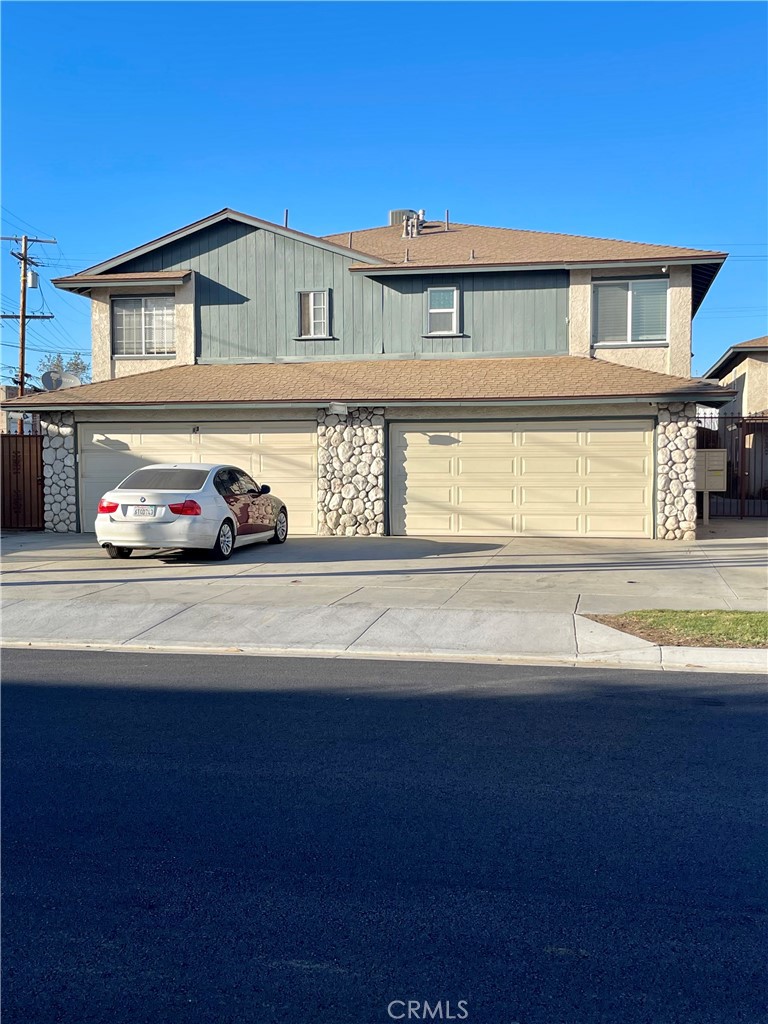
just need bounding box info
[2,638,765,674]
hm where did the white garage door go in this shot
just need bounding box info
[78,421,317,534]
[390,419,654,538]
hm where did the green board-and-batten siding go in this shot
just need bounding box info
[116,219,568,360]
[379,270,568,355]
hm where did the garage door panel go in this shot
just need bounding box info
[404,456,457,477]
[586,514,650,538]
[521,486,580,506]
[520,455,581,476]
[457,457,516,477]
[407,513,456,533]
[585,455,649,476]
[392,419,653,538]
[457,512,516,534]
[519,429,580,446]
[520,513,583,535]
[586,486,648,506]
[405,488,455,510]
[79,421,317,535]
[453,430,516,448]
[458,486,516,506]
[584,425,651,444]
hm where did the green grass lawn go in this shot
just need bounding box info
[589,610,768,648]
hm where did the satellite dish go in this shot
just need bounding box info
[41,370,82,391]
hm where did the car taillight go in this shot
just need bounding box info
[98,499,119,514]
[168,499,202,516]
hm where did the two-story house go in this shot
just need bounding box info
[8,207,732,540]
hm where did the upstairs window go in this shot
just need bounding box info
[298,290,329,338]
[592,279,668,345]
[112,295,175,356]
[427,287,459,335]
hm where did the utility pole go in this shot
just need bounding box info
[1,233,57,432]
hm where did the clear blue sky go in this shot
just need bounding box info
[2,0,766,380]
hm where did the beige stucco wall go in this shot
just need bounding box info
[568,264,692,378]
[591,347,671,375]
[718,364,746,414]
[568,269,592,357]
[744,355,768,413]
[667,265,693,377]
[90,275,196,382]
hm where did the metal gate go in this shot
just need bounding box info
[1,434,44,530]
[697,414,768,518]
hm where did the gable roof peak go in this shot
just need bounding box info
[66,207,388,280]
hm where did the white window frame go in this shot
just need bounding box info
[426,286,459,335]
[297,290,330,339]
[592,277,669,346]
[111,295,176,357]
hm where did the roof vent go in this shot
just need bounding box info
[389,208,417,227]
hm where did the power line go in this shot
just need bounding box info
[1,206,55,238]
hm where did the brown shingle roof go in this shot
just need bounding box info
[5,356,730,409]
[53,271,192,291]
[732,335,768,349]
[324,221,726,270]
[703,335,768,379]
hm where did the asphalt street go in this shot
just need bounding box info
[2,649,766,1024]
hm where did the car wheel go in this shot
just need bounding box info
[212,519,235,560]
[105,545,133,559]
[269,508,288,544]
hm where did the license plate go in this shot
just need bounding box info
[131,505,156,517]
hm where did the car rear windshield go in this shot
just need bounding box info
[117,468,210,491]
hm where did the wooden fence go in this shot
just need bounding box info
[1,434,45,530]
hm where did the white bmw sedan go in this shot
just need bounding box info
[95,463,288,560]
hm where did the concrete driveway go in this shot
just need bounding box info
[2,519,766,614]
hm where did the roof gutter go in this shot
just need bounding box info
[2,391,735,413]
[349,257,727,276]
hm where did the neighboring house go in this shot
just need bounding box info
[5,207,734,540]
[700,336,768,512]
[0,386,40,434]
[703,336,768,415]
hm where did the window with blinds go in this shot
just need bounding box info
[592,279,668,345]
[112,296,175,356]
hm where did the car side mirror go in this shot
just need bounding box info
[260,484,271,494]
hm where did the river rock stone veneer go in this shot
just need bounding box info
[317,406,386,537]
[656,402,697,541]
[41,411,78,533]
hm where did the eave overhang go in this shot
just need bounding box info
[2,388,736,413]
[703,343,768,381]
[69,209,389,279]
[53,271,192,295]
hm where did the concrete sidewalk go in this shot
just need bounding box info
[2,522,766,672]
[2,598,766,672]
